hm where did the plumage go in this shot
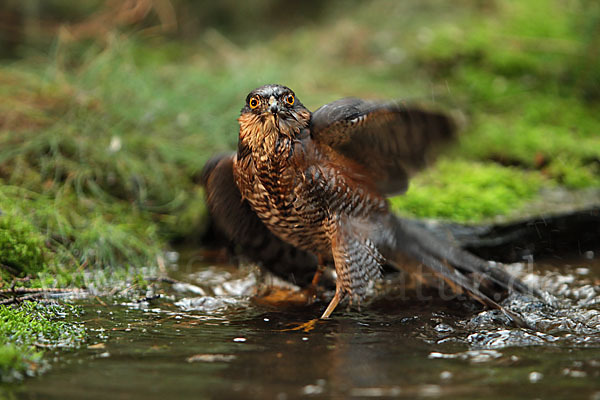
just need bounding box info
[201,152,318,285]
[311,98,455,195]
[201,84,545,325]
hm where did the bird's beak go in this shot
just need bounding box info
[268,96,280,115]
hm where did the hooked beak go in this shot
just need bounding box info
[268,96,280,115]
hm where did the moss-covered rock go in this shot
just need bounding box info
[390,160,546,222]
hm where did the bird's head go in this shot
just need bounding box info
[238,84,311,144]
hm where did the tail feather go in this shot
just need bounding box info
[396,218,546,299]
[382,215,552,327]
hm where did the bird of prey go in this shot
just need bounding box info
[202,84,544,325]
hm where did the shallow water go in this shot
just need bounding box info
[10,253,600,399]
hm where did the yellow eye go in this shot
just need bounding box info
[284,94,295,106]
[249,96,260,109]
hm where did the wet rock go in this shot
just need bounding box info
[528,371,543,383]
[466,329,554,349]
[434,323,454,333]
[175,296,243,312]
[428,349,503,363]
[186,354,236,363]
[171,282,206,295]
[216,275,257,297]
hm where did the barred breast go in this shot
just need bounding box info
[234,140,332,256]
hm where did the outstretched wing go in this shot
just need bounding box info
[310,98,456,196]
[201,153,318,285]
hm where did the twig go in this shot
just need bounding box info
[0,287,87,295]
[0,287,88,306]
[0,292,46,306]
[144,276,181,285]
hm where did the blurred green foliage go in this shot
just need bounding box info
[0,0,598,287]
[414,0,600,190]
[0,208,47,281]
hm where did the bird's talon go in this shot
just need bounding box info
[280,318,320,332]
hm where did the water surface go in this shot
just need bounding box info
[13,253,600,399]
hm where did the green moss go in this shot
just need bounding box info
[390,160,546,222]
[0,210,47,281]
[547,158,600,189]
[0,185,162,288]
[414,0,600,194]
[0,301,85,381]
[0,343,43,382]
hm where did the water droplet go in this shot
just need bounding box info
[440,371,453,380]
[529,371,543,383]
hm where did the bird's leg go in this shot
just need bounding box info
[281,286,342,332]
[320,286,342,319]
[318,220,382,320]
[311,262,326,287]
[257,256,329,312]
[300,255,327,303]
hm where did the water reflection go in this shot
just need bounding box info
[14,255,600,399]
